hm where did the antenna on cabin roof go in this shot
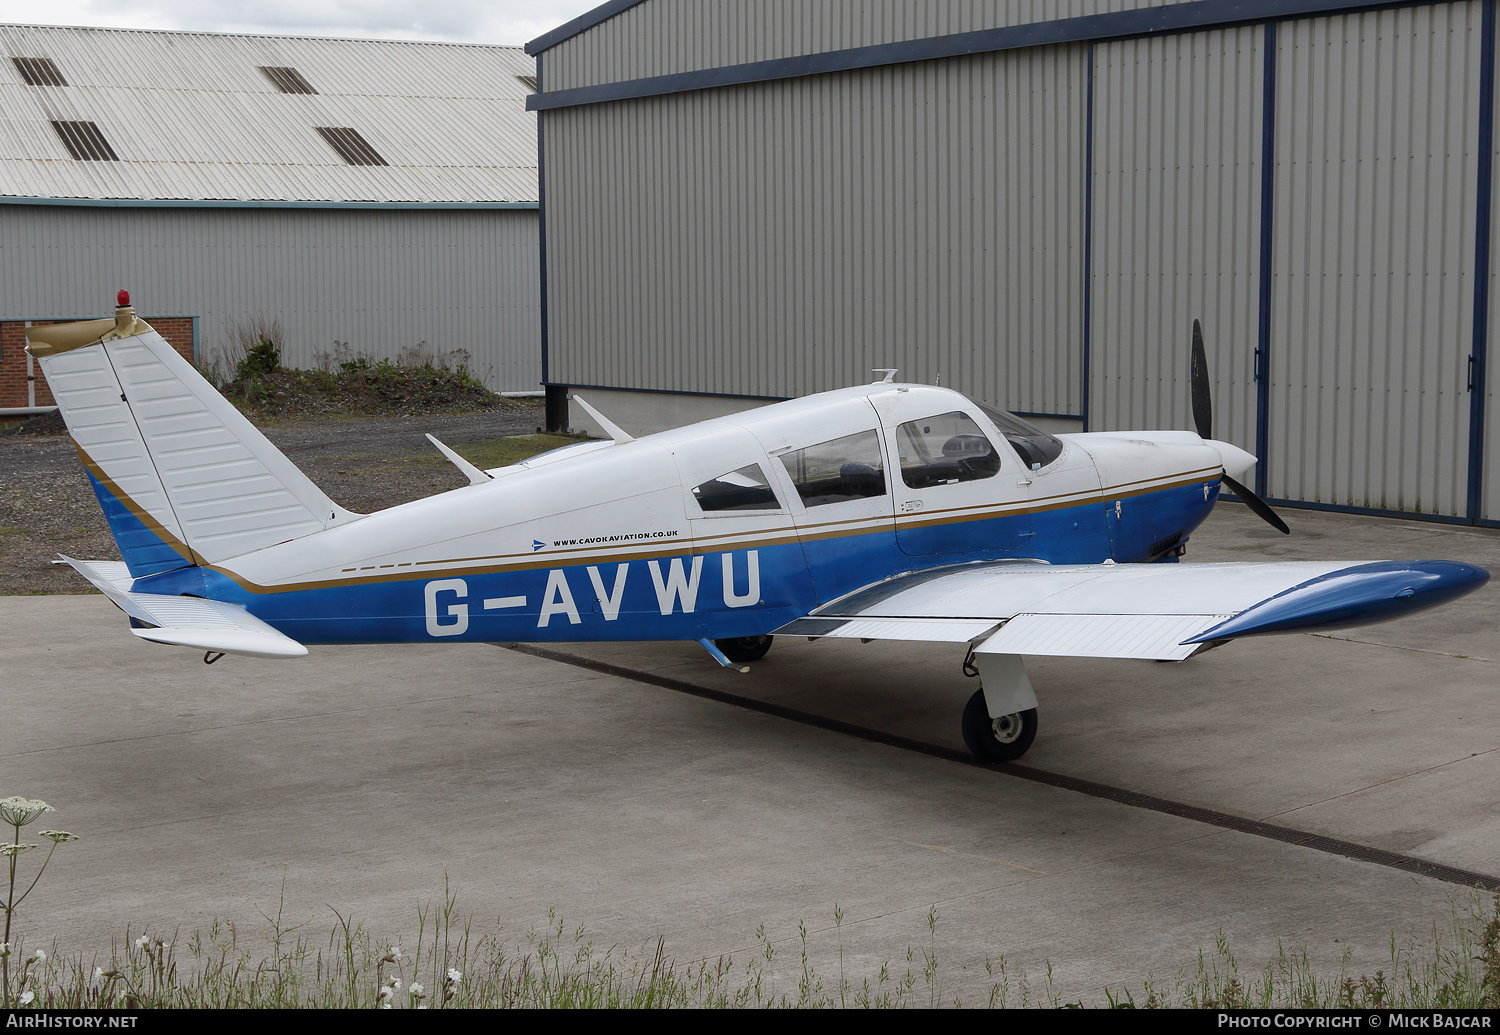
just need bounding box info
[871,369,898,383]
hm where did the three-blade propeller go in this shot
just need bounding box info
[1191,319,1290,535]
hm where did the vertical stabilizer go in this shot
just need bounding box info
[28,313,358,575]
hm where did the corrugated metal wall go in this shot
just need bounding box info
[1269,3,1479,517]
[544,45,1087,414]
[540,0,1500,522]
[1089,26,1265,450]
[1,205,541,392]
[544,0,1194,91]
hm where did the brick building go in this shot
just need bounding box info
[2,317,193,409]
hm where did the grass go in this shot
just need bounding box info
[3,888,1497,1009]
[316,435,582,479]
[429,434,584,471]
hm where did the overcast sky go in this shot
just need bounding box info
[0,0,600,47]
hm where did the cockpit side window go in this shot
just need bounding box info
[895,411,1001,488]
[778,429,887,507]
[975,402,1065,470]
[692,463,781,512]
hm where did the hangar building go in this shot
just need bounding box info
[527,0,1500,527]
[1,24,540,409]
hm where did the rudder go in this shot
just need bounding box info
[28,300,358,576]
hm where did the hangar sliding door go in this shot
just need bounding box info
[1268,5,1480,518]
[1089,26,1266,449]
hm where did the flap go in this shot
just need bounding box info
[976,613,1232,661]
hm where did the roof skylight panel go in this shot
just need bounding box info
[314,127,387,166]
[51,121,118,161]
[259,66,317,94]
[13,57,66,86]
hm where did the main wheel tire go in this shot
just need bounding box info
[960,686,1038,762]
[714,635,773,663]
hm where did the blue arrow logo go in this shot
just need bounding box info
[532,540,547,552]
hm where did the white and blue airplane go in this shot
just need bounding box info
[26,294,1490,762]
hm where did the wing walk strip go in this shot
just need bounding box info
[506,644,1500,893]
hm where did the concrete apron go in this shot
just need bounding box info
[1,503,1496,1005]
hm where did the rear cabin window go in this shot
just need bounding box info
[895,411,1001,488]
[975,402,1065,470]
[692,464,780,512]
[778,430,887,507]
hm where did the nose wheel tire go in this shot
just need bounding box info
[961,687,1038,762]
[713,635,773,663]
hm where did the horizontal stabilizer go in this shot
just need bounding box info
[60,556,307,658]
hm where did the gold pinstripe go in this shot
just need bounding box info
[74,442,205,567]
[76,438,1221,596]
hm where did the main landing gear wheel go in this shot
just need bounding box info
[960,686,1038,762]
[713,635,773,663]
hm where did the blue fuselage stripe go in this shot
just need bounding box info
[145,480,1221,646]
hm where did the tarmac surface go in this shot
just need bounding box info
[1,502,1497,1005]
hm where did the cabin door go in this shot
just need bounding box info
[868,391,1034,559]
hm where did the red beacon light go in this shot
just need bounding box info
[117,289,130,307]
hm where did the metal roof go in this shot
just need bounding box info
[0,23,538,204]
[526,0,648,56]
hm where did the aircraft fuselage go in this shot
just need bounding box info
[114,385,1227,646]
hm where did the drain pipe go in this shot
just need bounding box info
[2,320,58,414]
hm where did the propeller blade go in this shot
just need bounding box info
[1221,472,1290,535]
[1190,318,1213,441]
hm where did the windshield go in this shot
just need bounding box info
[974,401,1064,470]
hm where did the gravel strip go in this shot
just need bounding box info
[0,404,545,595]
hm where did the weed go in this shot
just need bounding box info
[0,797,78,1006]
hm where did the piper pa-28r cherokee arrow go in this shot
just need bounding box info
[27,294,1490,762]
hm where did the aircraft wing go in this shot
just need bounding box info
[774,559,1488,661]
[59,556,308,658]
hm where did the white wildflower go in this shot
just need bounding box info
[0,844,37,857]
[0,799,53,827]
[377,986,392,1001]
[417,1003,428,1010]
[380,1002,392,1010]
[93,967,104,982]
[391,979,401,991]
[409,982,424,996]
[37,831,77,844]
[133,936,149,950]
[18,991,32,1005]
[0,943,10,956]
[390,946,403,961]
[32,950,44,962]
[447,967,462,985]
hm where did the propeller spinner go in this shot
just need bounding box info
[1191,319,1290,535]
